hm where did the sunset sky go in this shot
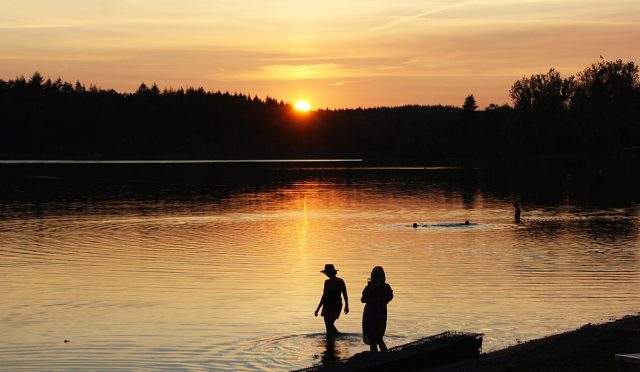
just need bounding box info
[2,0,639,109]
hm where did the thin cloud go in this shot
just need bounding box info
[241,63,344,80]
[0,24,73,29]
[366,0,482,32]
[330,80,369,86]
[267,56,366,62]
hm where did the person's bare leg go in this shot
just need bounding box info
[324,318,338,338]
[378,339,387,352]
[369,337,380,352]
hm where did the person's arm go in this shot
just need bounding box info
[342,280,349,314]
[361,284,369,303]
[315,282,326,316]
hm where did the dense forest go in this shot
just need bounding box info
[1,58,639,161]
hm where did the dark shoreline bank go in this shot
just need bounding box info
[368,147,640,172]
[2,146,639,172]
[2,155,639,207]
[430,314,640,371]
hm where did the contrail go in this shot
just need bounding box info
[366,0,481,32]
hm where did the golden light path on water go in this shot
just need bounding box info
[1,171,639,370]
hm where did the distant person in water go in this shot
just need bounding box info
[361,266,393,352]
[315,264,349,337]
[514,202,521,224]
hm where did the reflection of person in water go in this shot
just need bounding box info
[514,202,521,224]
[315,264,349,337]
[321,337,339,364]
[361,266,393,352]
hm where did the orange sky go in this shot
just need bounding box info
[1,0,639,109]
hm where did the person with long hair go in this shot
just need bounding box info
[361,266,393,352]
[315,264,349,337]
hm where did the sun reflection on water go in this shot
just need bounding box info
[298,195,309,264]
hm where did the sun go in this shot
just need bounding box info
[294,100,311,112]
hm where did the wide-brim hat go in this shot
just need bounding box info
[321,264,338,273]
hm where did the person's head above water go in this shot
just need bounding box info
[465,220,469,225]
[321,264,338,277]
[370,266,386,284]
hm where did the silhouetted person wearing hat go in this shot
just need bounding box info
[315,264,349,337]
[361,266,393,352]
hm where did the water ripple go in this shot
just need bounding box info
[1,178,639,370]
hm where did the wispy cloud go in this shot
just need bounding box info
[243,63,343,80]
[0,24,74,29]
[367,0,482,32]
[267,56,366,62]
[330,80,369,86]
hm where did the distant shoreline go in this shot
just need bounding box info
[0,158,363,164]
[2,152,639,180]
[1,147,638,169]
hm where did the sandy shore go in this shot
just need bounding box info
[428,314,640,371]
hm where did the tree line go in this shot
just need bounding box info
[1,58,638,160]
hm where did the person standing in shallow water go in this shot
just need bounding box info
[361,266,393,352]
[315,264,349,337]
[514,202,521,224]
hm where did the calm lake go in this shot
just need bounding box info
[1,162,639,371]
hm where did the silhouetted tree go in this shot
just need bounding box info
[571,58,640,151]
[508,69,577,154]
[509,69,574,113]
[463,94,477,111]
[75,81,86,92]
[136,83,149,94]
[150,83,160,95]
[28,72,44,90]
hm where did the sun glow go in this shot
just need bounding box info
[294,100,311,112]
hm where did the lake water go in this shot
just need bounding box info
[1,163,639,371]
